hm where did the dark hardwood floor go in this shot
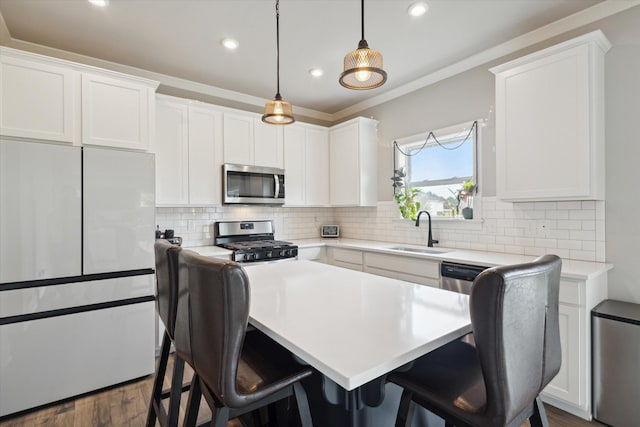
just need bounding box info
[0,355,604,427]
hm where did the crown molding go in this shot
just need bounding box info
[1,38,333,122]
[0,11,10,45]
[331,0,640,120]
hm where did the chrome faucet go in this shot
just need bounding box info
[415,210,439,247]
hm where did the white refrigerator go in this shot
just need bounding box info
[0,140,156,417]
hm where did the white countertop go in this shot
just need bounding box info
[186,238,612,280]
[243,260,471,391]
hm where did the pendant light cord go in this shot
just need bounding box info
[275,0,281,97]
[361,0,365,41]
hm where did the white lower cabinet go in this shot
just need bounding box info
[0,301,155,417]
[297,246,326,263]
[540,276,607,420]
[327,247,363,271]
[363,252,440,287]
[544,303,582,405]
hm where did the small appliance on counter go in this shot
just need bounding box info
[156,227,182,245]
[214,220,297,263]
[321,225,340,238]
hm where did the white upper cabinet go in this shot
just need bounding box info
[254,119,284,168]
[0,47,158,150]
[223,112,254,165]
[155,97,189,205]
[283,124,306,206]
[490,31,610,201]
[188,103,223,205]
[81,72,156,151]
[155,95,222,206]
[283,123,329,207]
[223,112,284,168]
[0,51,77,143]
[329,117,378,207]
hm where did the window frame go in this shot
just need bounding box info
[393,120,481,220]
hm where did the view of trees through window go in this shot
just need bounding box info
[395,122,477,218]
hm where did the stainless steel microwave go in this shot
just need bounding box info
[223,164,285,205]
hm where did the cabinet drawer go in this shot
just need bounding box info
[298,247,325,262]
[396,272,440,288]
[365,252,439,279]
[559,280,582,305]
[332,248,363,265]
[332,260,363,272]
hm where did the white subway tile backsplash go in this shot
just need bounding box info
[156,197,605,262]
[569,209,596,220]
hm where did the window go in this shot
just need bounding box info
[394,121,478,218]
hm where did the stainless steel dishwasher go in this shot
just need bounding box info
[440,262,490,294]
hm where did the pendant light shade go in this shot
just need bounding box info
[263,95,294,125]
[339,0,387,90]
[262,0,294,125]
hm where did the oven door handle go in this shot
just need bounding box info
[274,174,280,199]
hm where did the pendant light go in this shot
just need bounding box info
[339,0,387,90]
[262,0,295,125]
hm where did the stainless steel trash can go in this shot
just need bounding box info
[592,300,640,427]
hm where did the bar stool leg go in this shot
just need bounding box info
[147,330,172,427]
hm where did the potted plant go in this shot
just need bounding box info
[391,167,421,221]
[459,179,477,219]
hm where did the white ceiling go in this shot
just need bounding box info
[0,0,618,118]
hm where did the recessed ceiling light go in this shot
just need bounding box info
[309,68,324,78]
[221,38,239,51]
[88,0,108,7]
[407,2,429,17]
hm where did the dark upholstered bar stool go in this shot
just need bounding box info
[175,250,314,427]
[146,240,188,427]
[388,254,562,427]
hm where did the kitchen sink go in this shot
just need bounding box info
[387,246,449,255]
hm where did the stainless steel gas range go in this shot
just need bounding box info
[214,220,298,263]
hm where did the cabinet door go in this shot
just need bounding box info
[543,303,582,406]
[305,127,329,206]
[223,113,253,165]
[155,99,189,205]
[81,73,151,150]
[0,140,81,283]
[83,147,155,274]
[188,105,221,205]
[0,56,76,143]
[283,124,306,206]
[330,123,360,206]
[492,33,608,201]
[254,119,283,168]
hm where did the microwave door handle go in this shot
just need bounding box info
[274,174,280,198]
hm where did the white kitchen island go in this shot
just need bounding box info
[243,260,471,426]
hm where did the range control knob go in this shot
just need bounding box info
[266,251,273,258]
[245,253,255,261]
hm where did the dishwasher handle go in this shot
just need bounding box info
[441,262,489,282]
